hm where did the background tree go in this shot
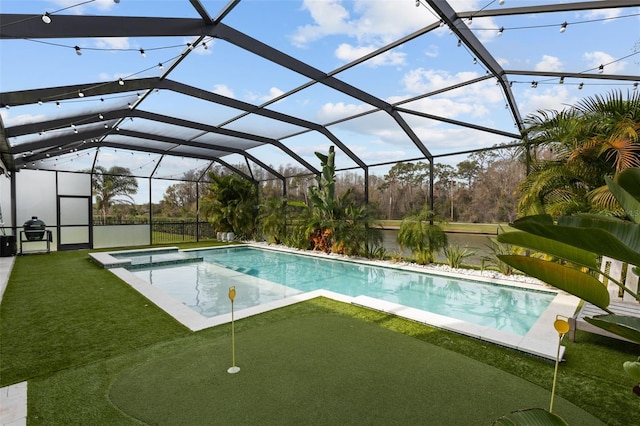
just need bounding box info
[91,166,138,223]
[460,146,525,223]
[456,160,480,187]
[432,163,456,219]
[378,161,430,219]
[160,170,200,218]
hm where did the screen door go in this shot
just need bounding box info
[57,195,92,251]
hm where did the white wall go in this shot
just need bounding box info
[0,171,12,234]
[16,169,57,229]
[93,225,150,249]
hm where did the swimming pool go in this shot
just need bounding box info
[119,246,554,337]
[95,244,580,360]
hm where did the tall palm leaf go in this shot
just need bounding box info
[519,90,640,217]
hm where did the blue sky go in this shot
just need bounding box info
[1,0,639,199]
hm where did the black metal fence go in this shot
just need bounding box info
[151,221,217,244]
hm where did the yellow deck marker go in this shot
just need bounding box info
[550,315,570,412]
[227,286,240,374]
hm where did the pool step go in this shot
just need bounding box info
[210,263,260,276]
[126,257,204,270]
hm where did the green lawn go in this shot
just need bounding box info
[1,245,638,425]
[377,220,511,234]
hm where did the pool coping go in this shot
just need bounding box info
[98,244,579,361]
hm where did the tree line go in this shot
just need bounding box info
[91,90,638,229]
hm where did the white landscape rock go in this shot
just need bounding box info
[249,241,546,287]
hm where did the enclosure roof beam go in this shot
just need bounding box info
[5,108,132,138]
[189,0,214,24]
[212,0,241,24]
[425,0,524,134]
[0,118,15,173]
[13,136,255,183]
[10,117,288,181]
[0,75,319,175]
[0,78,159,107]
[11,127,110,156]
[456,0,640,18]
[216,21,442,163]
[93,140,254,182]
[162,83,368,170]
[130,109,319,174]
[0,15,205,39]
[117,129,285,180]
[396,107,521,139]
[212,22,433,161]
[505,70,640,82]
[4,0,619,38]
[155,79,333,171]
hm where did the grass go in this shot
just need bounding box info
[377,221,512,234]
[31,311,599,425]
[1,244,639,425]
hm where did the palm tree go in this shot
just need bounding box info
[519,90,640,217]
[201,173,258,239]
[397,207,448,265]
[259,197,286,244]
[91,166,138,223]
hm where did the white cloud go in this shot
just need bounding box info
[97,71,132,82]
[213,84,235,98]
[291,1,500,68]
[535,55,563,72]
[334,43,406,66]
[583,51,626,73]
[466,16,501,43]
[191,39,214,56]
[424,45,439,58]
[244,87,286,103]
[402,68,478,94]
[317,101,372,122]
[266,87,285,101]
[412,126,505,151]
[581,8,622,21]
[46,0,116,14]
[290,0,353,47]
[291,0,434,47]
[94,37,130,50]
[294,143,335,157]
[403,97,488,119]
[350,146,408,163]
[93,0,118,11]
[400,68,503,105]
[518,86,578,116]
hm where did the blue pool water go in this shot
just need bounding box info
[128,246,555,336]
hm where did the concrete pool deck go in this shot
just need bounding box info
[93,244,580,361]
[0,255,27,426]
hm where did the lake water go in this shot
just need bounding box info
[381,230,493,265]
